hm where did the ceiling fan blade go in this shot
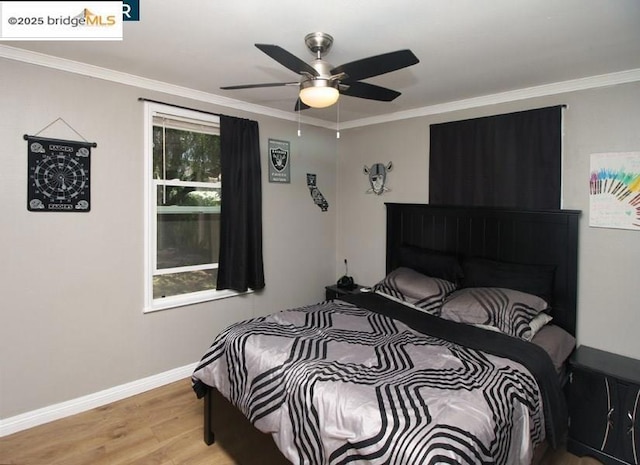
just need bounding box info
[255,44,319,77]
[294,98,310,111]
[331,49,419,82]
[340,82,401,101]
[220,82,298,90]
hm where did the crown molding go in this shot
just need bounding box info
[340,68,640,130]
[2,45,639,132]
[0,45,334,130]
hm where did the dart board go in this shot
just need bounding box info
[27,136,91,212]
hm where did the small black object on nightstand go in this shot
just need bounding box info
[567,345,640,465]
[325,284,362,300]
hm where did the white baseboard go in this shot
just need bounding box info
[0,362,199,437]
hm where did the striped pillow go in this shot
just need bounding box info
[440,287,549,340]
[373,267,457,314]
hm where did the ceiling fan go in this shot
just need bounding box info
[220,32,420,111]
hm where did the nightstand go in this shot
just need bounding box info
[567,346,640,465]
[325,284,362,300]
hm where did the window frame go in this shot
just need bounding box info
[143,102,239,313]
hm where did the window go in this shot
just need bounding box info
[144,102,234,312]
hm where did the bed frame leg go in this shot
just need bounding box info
[204,388,215,445]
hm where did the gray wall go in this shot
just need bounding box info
[0,58,337,419]
[2,55,639,422]
[336,81,640,360]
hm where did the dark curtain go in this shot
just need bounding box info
[429,106,562,209]
[216,115,265,292]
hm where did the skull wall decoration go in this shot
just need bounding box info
[363,162,393,195]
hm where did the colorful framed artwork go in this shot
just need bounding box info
[589,152,640,230]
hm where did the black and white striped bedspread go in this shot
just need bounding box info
[192,295,561,464]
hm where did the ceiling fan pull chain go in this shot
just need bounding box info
[336,100,340,139]
[297,102,301,137]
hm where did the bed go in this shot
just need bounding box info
[192,203,580,464]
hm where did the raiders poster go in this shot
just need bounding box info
[268,138,290,183]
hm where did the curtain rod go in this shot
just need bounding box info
[138,98,222,117]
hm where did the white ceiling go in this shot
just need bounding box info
[4,0,640,125]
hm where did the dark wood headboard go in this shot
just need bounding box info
[385,203,580,336]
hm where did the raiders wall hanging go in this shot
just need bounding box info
[364,161,393,195]
[307,173,328,211]
[268,138,290,183]
[24,119,96,212]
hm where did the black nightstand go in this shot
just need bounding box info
[325,284,362,300]
[567,346,640,465]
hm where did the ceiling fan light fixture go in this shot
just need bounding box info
[299,79,339,108]
[224,33,420,112]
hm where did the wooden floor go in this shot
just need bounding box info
[0,379,602,465]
